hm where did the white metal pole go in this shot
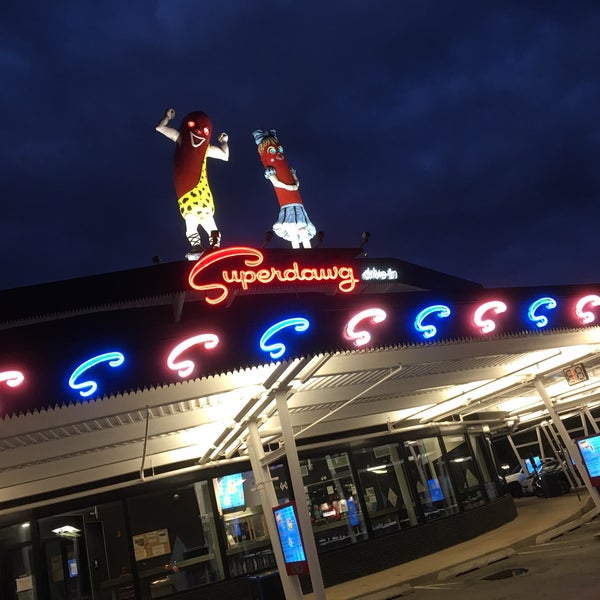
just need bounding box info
[276,390,327,599]
[534,377,600,511]
[246,419,304,600]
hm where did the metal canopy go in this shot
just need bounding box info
[2,324,600,517]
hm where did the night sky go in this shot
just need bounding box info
[1,1,599,292]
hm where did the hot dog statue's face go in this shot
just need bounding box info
[259,139,290,171]
[174,111,213,199]
[180,111,212,150]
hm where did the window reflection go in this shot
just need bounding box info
[404,437,459,520]
[443,434,486,509]
[300,452,366,551]
[353,444,418,537]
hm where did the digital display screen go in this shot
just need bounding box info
[525,456,541,474]
[428,478,444,502]
[273,502,309,575]
[215,473,245,511]
[67,559,78,578]
[576,434,600,486]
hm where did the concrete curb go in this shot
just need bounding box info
[436,547,516,581]
[535,506,599,544]
[349,583,413,600]
[535,519,581,544]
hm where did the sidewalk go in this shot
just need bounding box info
[303,491,597,600]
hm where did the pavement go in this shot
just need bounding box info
[303,490,598,600]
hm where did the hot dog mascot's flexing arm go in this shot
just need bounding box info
[252,129,316,249]
[156,107,229,260]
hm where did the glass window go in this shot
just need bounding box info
[300,452,366,552]
[0,522,37,600]
[443,434,486,509]
[353,443,419,536]
[213,469,275,577]
[39,503,135,600]
[470,433,502,500]
[128,481,224,598]
[403,437,459,520]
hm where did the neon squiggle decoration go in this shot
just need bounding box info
[0,370,24,388]
[473,300,507,334]
[167,334,219,378]
[575,294,600,325]
[260,318,310,359]
[344,308,387,347]
[414,304,451,339]
[527,297,557,328]
[68,352,125,398]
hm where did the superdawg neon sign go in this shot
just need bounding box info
[188,247,360,304]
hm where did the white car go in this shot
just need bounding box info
[505,458,568,497]
[504,464,528,497]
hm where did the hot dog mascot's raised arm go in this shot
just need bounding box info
[253,129,316,249]
[156,107,229,260]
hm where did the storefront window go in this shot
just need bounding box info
[213,469,275,577]
[128,481,224,598]
[470,433,502,500]
[300,452,366,551]
[353,443,419,537]
[0,522,36,600]
[403,437,459,520]
[39,502,134,600]
[443,434,486,509]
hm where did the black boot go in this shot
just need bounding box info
[209,230,221,248]
[185,232,203,261]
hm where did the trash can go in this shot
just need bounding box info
[247,570,285,600]
[540,471,565,497]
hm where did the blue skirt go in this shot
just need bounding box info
[272,203,317,241]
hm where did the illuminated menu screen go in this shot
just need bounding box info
[576,434,600,486]
[273,502,309,575]
[216,473,245,511]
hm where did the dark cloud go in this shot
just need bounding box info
[0,1,599,290]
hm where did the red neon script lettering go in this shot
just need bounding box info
[188,247,359,305]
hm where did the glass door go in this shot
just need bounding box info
[0,522,37,600]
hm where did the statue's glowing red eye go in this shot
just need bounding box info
[187,120,195,129]
[203,127,209,135]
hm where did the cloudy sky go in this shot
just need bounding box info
[1,1,599,291]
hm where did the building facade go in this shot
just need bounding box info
[1,246,599,599]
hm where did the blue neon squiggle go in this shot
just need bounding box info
[414,305,451,339]
[69,352,125,398]
[260,318,310,359]
[527,297,557,328]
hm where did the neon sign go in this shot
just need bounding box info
[260,318,310,359]
[473,301,507,334]
[345,308,387,347]
[361,267,398,281]
[188,247,359,305]
[68,352,125,398]
[0,370,24,388]
[575,294,600,325]
[167,334,219,378]
[527,297,557,328]
[4,290,600,416]
[414,305,451,340]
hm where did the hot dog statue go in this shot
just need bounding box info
[252,129,316,249]
[156,108,229,260]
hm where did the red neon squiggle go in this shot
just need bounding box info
[575,294,600,325]
[473,300,507,334]
[167,334,220,378]
[344,308,387,347]
[188,246,359,305]
[0,370,24,388]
